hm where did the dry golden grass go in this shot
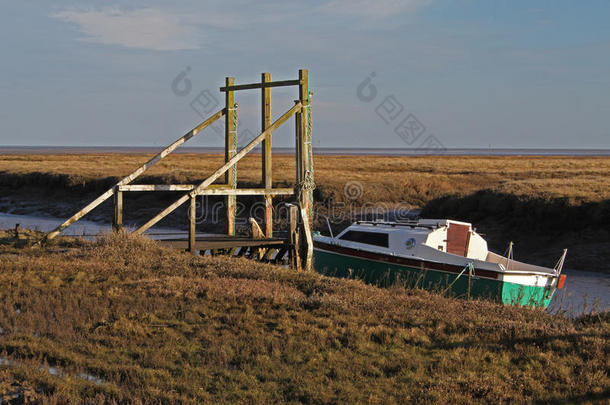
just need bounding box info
[0,233,608,403]
[1,154,609,205]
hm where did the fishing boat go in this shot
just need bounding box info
[313,219,567,307]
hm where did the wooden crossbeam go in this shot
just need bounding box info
[134,102,302,235]
[118,185,293,195]
[220,79,301,92]
[44,108,225,241]
[197,188,293,196]
[119,184,229,192]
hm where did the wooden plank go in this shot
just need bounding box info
[298,69,312,229]
[44,108,225,241]
[220,79,300,92]
[113,188,123,231]
[133,102,302,235]
[120,184,196,192]
[159,238,285,250]
[250,217,264,239]
[289,204,300,270]
[300,205,314,271]
[196,188,293,196]
[263,247,276,262]
[272,247,287,265]
[295,112,302,185]
[189,195,196,253]
[261,72,273,238]
[226,77,236,236]
[119,184,229,192]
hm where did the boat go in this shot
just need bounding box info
[313,219,567,307]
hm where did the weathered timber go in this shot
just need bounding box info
[44,108,225,240]
[113,187,123,231]
[226,77,237,236]
[220,79,301,92]
[189,195,196,254]
[262,72,273,237]
[133,102,302,235]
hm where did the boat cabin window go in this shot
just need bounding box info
[339,230,389,248]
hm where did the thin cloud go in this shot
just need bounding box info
[52,8,203,51]
[320,0,433,18]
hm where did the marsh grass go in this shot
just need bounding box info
[0,232,608,403]
[1,154,609,205]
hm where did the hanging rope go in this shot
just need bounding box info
[442,263,474,295]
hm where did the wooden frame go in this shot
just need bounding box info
[43,70,314,270]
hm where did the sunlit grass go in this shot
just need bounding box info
[0,233,608,403]
[1,154,609,205]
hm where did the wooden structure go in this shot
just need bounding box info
[43,69,315,270]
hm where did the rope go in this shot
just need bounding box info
[442,263,474,295]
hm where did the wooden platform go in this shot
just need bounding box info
[158,236,287,250]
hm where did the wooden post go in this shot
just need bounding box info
[189,194,196,253]
[113,187,123,231]
[261,72,273,238]
[225,77,237,236]
[298,69,312,228]
[289,204,301,270]
[297,69,314,271]
[300,206,314,271]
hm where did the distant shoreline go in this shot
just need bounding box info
[2,146,610,156]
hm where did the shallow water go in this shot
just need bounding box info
[1,212,608,317]
[0,212,186,240]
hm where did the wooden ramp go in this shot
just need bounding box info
[42,69,314,270]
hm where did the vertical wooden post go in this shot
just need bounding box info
[295,103,302,187]
[298,69,312,227]
[297,69,314,271]
[225,77,236,236]
[288,204,301,270]
[113,187,123,231]
[189,194,196,254]
[261,72,273,238]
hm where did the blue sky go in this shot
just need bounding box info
[1,0,609,148]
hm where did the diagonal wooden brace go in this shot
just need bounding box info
[43,109,225,241]
[134,102,303,235]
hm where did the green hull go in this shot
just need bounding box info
[314,248,555,308]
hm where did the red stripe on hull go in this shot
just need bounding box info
[314,241,499,280]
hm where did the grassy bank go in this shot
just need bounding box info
[1,154,609,205]
[1,153,609,271]
[0,232,608,403]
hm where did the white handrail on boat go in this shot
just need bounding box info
[554,249,568,276]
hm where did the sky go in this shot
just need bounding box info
[1,0,609,149]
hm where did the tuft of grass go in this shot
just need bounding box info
[0,233,608,403]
